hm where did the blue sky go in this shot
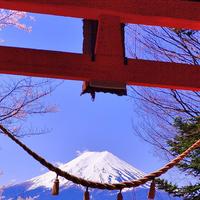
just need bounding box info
[0,13,170,186]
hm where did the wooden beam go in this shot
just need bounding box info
[0,46,92,81]
[126,59,200,91]
[0,46,199,91]
[0,0,200,29]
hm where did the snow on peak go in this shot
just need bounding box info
[29,151,147,190]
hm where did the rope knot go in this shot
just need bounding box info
[84,187,90,200]
[117,190,123,200]
[52,174,59,195]
[148,179,156,200]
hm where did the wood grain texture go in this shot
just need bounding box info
[0,46,199,91]
[0,0,200,29]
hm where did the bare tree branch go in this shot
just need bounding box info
[126,25,200,156]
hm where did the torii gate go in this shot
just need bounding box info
[0,0,200,93]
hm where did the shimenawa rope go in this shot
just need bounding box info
[0,124,199,192]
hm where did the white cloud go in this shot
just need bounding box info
[76,149,89,156]
[54,161,65,168]
[39,167,46,172]
[0,171,3,176]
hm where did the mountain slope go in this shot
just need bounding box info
[1,151,182,200]
[29,151,147,190]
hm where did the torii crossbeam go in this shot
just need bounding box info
[0,0,200,91]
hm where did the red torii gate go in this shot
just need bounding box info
[0,0,200,92]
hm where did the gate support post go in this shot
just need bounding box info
[81,15,127,99]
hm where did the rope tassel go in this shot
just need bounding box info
[52,175,59,196]
[148,179,156,200]
[117,190,123,200]
[83,187,90,200]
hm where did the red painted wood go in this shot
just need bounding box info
[95,15,124,66]
[0,46,199,91]
[0,0,200,29]
[126,59,200,91]
[0,46,91,80]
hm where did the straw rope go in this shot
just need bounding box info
[1,124,199,190]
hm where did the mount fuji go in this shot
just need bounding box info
[1,151,182,200]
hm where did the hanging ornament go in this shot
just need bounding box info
[148,179,156,200]
[83,187,90,200]
[117,190,123,200]
[52,175,59,195]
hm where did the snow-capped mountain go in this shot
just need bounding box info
[29,151,147,190]
[1,151,182,200]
